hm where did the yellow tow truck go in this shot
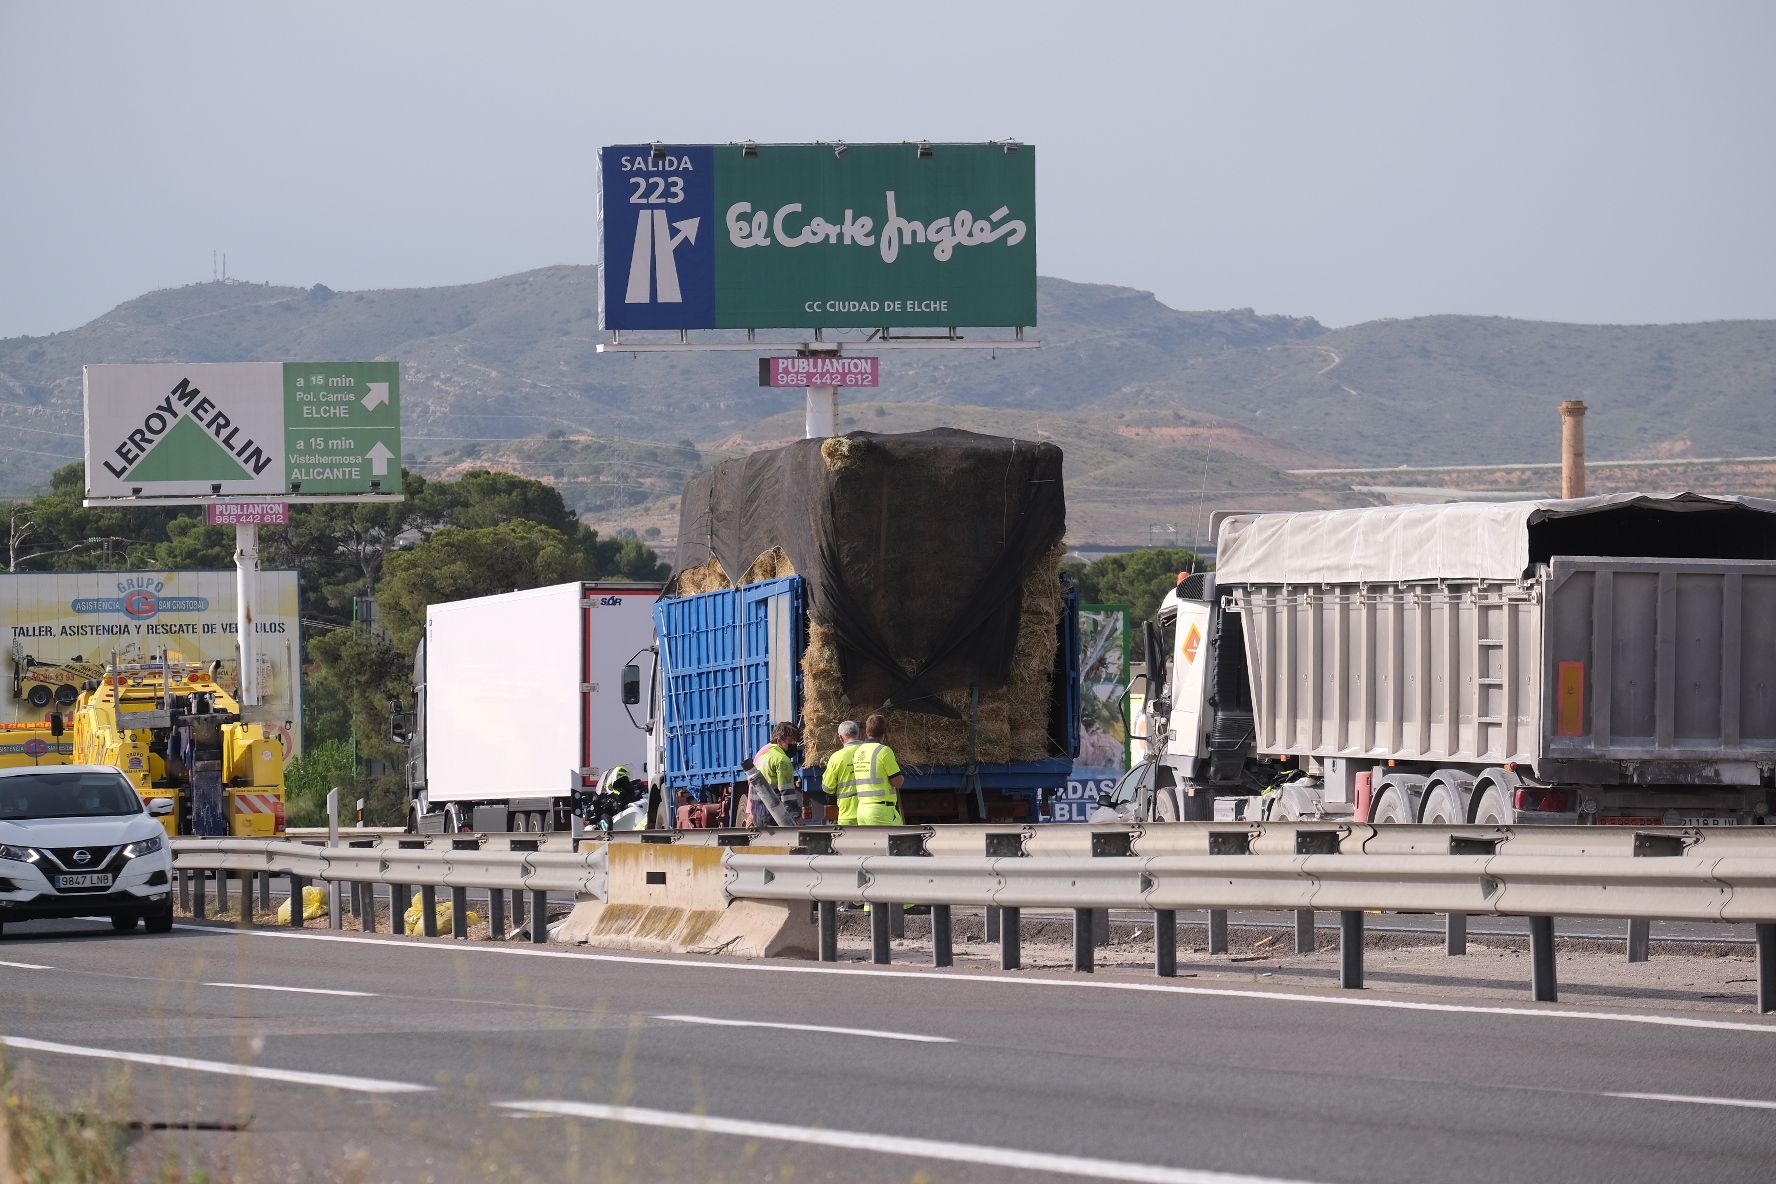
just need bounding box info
[73,661,286,838]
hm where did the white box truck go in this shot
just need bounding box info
[393,581,660,833]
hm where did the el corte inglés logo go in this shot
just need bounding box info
[100,377,273,482]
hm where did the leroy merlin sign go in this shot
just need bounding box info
[598,142,1036,330]
[83,362,400,502]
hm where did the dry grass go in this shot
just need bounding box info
[739,547,796,584]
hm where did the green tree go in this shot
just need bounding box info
[1078,547,1205,633]
[282,738,361,827]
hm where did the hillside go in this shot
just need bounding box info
[2,269,1772,544]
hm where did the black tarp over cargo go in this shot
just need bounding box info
[671,429,1066,720]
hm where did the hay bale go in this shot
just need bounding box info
[820,435,865,471]
[741,547,796,585]
[671,556,732,596]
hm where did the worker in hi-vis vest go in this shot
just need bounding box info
[850,713,905,826]
[821,719,863,825]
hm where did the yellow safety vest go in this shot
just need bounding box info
[849,741,901,825]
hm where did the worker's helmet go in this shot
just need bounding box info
[599,765,632,793]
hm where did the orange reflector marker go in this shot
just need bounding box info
[1557,661,1586,737]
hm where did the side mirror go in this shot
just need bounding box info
[147,798,175,817]
[388,698,410,743]
[49,712,64,737]
[621,664,641,706]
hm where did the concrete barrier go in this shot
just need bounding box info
[555,843,813,958]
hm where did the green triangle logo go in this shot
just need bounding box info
[127,416,252,482]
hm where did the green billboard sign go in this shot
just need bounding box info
[599,142,1036,330]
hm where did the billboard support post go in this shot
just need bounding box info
[235,523,259,707]
[805,385,836,439]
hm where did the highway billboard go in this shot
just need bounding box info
[84,362,401,504]
[0,570,302,756]
[599,142,1035,331]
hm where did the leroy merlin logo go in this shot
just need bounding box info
[100,377,273,481]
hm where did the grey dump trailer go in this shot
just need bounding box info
[1120,493,1776,826]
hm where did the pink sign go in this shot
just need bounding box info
[760,356,880,388]
[207,502,290,526]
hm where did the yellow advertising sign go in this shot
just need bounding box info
[0,571,301,756]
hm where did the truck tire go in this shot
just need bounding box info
[1421,784,1464,825]
[1153,786,1182,823]
[1370,788,1413,824]
[110,913,140,932]
[1473,785,1511,825]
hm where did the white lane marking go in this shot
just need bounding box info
[1606,1091,1776,1112]
[652,1013,953,1043]
[182,924,1776,1036]
[0,960,52,970]
[202,981,375,997]
[498,1099,1319,1184]
[0,1036,430,1094]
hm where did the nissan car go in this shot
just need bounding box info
[0,764,175,935]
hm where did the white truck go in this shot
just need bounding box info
[392,581,660,833]
[1115,493,1776,827]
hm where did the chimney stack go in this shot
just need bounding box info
[1560,400,1587,499]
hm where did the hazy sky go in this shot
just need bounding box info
[2,1,1771,339]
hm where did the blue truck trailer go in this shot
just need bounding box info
[649,573,1080,825]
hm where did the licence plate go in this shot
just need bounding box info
[56,873,113,890]
[1677,816,1739,827]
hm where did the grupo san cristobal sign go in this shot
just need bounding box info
[598,142,1035,331]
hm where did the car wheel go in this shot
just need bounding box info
[143,904,174,934]
[111,913,140,932]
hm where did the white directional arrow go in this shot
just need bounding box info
[366,441,394,476]
[361,382,390,411]
[667,218,699,249]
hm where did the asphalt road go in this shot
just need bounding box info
[1,916,1773,1183]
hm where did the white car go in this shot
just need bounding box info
[0,764,176,935]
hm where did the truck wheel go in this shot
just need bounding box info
[1370,789,1413,824]
[1421,784,1463,825]
[1473,786,1511,825]
[1153,787,1182,823]
[110,913,140,932]
[26,684,51,707]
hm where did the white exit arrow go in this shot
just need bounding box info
[362,382,390,411]
[367,441,394,476]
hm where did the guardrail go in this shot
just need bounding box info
[172,822,1776,1012]
[170,837,607,943]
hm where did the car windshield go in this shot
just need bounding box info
[0,772,142,820]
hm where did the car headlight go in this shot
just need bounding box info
[122,834,163,859]
[0,844,39,863]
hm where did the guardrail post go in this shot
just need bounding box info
[1155,910,1177,977]
[361,883,377,934]
[420,885,438,937]
[932,905,952,968]
[288,874,306,928]
[985,906,1001,943]
[238,873,255,929]
[818,901,838,962]
[1530,916,1558,1002]
[193,872,207,920]
[490,889,506,939]
[1340,910,1364,989]
[451,886,469,939]
[1092,908,1110,948]
[530,890,549,943]
[391,883,409,933]
[1073,908,1095,973]
[871,905,892,964]
[888,906,905,940]
[216,870,230,914]
[1000,906,1021,971]
[178,869,190,914]
[1207,909,1229,955]
[510,889,525,931]
[1758,923,1775,1014]
[1626,917,1650,963]
[1447,912,1468,956]
[259,872,271,913]
[1295,909,1316,954]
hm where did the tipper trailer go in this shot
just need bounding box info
[1121,493,1776,826]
